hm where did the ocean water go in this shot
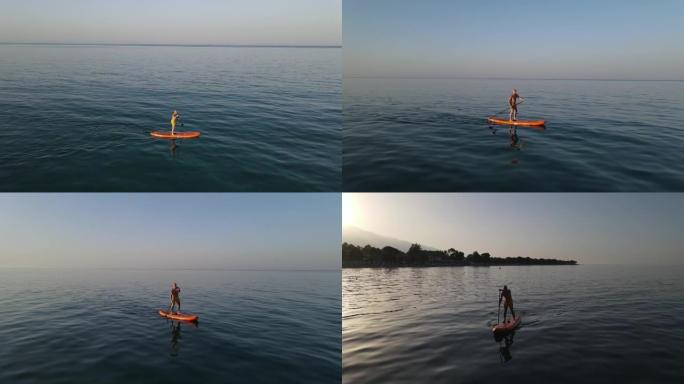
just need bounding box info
[343,265,684,384]
[0,269,340,384]
[343,78,684,191]
[0,45,341,191]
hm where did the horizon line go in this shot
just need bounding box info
[0,42,342,49]
[0,266,340,272]
[345,75,683,82]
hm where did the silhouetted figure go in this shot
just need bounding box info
[499,285,516,321]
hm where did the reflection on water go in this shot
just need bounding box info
[0,269,340,383]
[344,78,684,191]
[169,140,178,158]
[496,331,516,364]
[488,124,548,164]
[0,45,341,191]
[169,321,182,356]
[509,127,521,150]
[343,265,684,384]
[166,320,199,357]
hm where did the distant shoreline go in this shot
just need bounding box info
[342,242,578,268]
[342,264,577,269]
[344,75,683,82]
[0,42,341,49]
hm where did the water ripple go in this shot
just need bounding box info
[0,269,340,384]
[344,78,684,191]
[343,265,684,384]
[0,45,341,191]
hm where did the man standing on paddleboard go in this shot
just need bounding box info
[169,282,182,314]
[170,110,180,135]
[509,89,525,121]
[499,285,516,321]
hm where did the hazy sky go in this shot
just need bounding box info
[0,194,340,269]
[345,0,684,79]
[343,194,683,265]
[0,0,341,45]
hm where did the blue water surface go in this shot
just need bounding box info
[343,78,684,191]
[0,45,341,191]
[0,268,340,384]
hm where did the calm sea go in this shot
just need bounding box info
[343,265,684,383]
[0,268,340,384]
[343,78,684,191]
[0,45,341,191]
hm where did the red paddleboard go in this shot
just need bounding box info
[151,131,201,139]
[492,315,522,334]
[158,310,199,322]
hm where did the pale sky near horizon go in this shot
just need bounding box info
[0,0,341,45]
[0,194,340,269]
[343,194,683,265]
[345,0,684,79]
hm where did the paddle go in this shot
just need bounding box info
[492,99,526,117]
[497,289,502,324]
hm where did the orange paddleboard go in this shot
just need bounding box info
[158,310,199,322]
[488,117,546,127]
[492,315,522,334]
[151,131,201,139]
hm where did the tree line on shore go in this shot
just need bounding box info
[342,242,577,268]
